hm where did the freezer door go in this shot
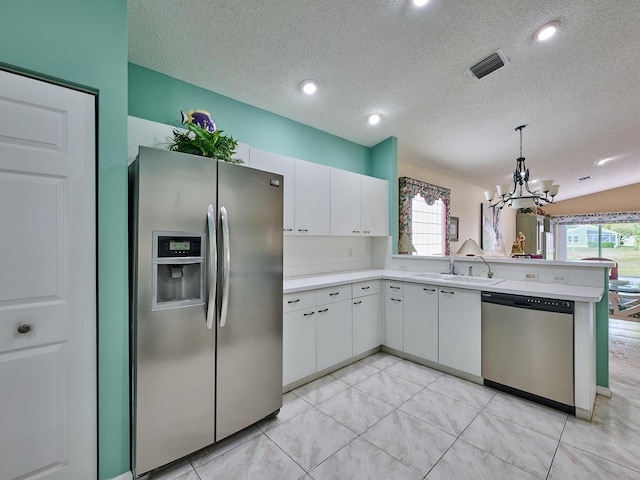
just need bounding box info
[132,147,217,475]
[216,162,283,441]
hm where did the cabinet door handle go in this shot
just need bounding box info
[352,230,360,233]
[329,292,340,296]
[361,286,370,290]
[353,300,362,305]
[284,228,293,232]
[423,288,436,292]
[391,298,402,302]
[441,290,455,296]
[287,299,300,304]
[303,311,315,316]
[390,286,400,290]
[363,230,371,234]
[298,229,309,232]
[318,308,329,313]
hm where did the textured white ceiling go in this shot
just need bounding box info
[128,0,640,201]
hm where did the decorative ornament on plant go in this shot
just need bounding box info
[169,109,243,164]
[181,109,217,133]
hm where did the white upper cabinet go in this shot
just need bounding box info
[249,148,295,235]
[294,159,331,235]
[330,168,361,236]
[331,169,388,237]
[361,175,388,236]
[250,147,388,237]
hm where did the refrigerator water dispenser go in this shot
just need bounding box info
[152,231,206,310]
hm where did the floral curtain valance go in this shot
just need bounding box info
[399,177,452,254]
[551,211,640,225]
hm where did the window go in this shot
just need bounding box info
[554,212,640,278]
[411,196,445,255]
[398,177,451,255]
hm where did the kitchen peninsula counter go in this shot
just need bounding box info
[284,268,604,302]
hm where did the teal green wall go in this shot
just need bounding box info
[596,274,609,387]
[0,1,129,479]
[371,137,399,252]
[129,64,373,174]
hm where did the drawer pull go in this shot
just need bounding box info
[353,230,360,233]
[17,324,32,334]
[353,300,362,305]
[284,228,293,232]
[361,286,370,290]
[391,298,402,302]
[390,286,400,290]
[303,311,315,316]
[318,308,329,313]
[287,299,300,304]
[441,290,455,296]
[423,288,436,292]
[329,292,340,296]
[298,229,309,232]
[363,230,371,234]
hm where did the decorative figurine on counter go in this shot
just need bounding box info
[511,232,526,254]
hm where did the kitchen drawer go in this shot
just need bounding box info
[385,280,403,296]
[283,290,316,313]
[316,284,352,305]
[352,280,381,298]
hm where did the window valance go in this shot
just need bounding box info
[551,211,640,225]
[399,177,452,254]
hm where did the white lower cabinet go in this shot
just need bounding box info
[353,293,380,355]
[317,299,352,371]
[384,281,404,351]
[284,278,482,387]
[438,287,481,376]
[283,308,317,385]
[403,283,438,363]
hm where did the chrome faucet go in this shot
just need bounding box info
[449,258,456,275]
[475,256,494,278]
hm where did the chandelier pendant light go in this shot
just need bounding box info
[484,125,559,209]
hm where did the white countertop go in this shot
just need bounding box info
[284,269,605,302]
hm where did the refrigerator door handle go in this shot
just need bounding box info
[206,204,217,330]
[219,206,231,328]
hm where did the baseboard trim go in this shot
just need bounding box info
[596,385,612,397]
[108,471,133,480]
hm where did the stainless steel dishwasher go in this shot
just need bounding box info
[481,291,575,415]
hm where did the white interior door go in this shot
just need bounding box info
[0,70,96,480]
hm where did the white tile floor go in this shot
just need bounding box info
[146,319,640,479]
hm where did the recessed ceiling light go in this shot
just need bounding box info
[595,156,618,166]
[367,113,383,125]
[412,0,430,7]
[533,20,561,42]
[300,79,318,95]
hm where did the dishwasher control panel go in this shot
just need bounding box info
[481,291,574,314]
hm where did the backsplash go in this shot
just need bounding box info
[284,236,390,278]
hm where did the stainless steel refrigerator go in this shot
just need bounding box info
[129,147,283,476]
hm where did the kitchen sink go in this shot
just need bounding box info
[407,272,504,286]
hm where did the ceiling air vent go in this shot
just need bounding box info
[466,49,510,80]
